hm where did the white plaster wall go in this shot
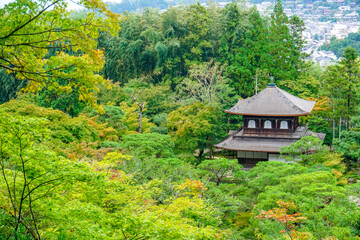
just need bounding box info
[237,151,267,159]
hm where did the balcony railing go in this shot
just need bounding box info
[243,127,294,135]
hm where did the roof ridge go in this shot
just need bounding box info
[274,87,307,114]
[275,87,315,113]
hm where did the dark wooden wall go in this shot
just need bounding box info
[243,116,299,135]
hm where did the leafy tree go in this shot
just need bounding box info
[177,59,234,105]
[0,111,63,239]
[322,47,360,139]
[119,102,155,134]
[280,136,346,177]
[36,84,86,117]
[181,3,213,65]
[339,47,360,127]
[204,182,247,219]
[121,133,175,159]
[0,105,232,239]
[252,169,356,240]
[247,161,307,196]
[220,2,241,56]
[167,101,221,160]
[84,105,125,134]
[0,100,118,146]
[333,116,360,167]
[198,158,242,186]
[0,0,120,106]
[255,200,309,240]
[282,62,322,99]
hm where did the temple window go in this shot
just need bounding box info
[248,120,256,128]
[264,120,272,129]
[280,120,288,129]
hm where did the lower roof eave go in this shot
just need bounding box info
[214,145,280,153]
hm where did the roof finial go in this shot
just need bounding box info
[268,75,276,87]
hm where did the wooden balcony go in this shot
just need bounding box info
[243,127,294,135]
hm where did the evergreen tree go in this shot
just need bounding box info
[0,70,26,104]
[268,0,305,89]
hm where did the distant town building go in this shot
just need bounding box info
[344,12,359,21]
[339,6,351,11]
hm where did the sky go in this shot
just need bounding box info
[0,0,124,10]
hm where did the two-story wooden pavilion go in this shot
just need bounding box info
[215,83,325,169]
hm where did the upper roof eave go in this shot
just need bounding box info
[224,111,312,117]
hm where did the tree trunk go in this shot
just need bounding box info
[332,104,336,140]
[138,106,143,134]
[131,91,145,134]
[227,117,230,134]
[198,149,204,162]
[216,178,220,186]
[339,116,342,141]
[209,136,213,159]
[346,158,350,172]
[347,92,350,131]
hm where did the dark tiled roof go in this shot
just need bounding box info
[226,85,316,116]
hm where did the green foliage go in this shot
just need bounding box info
[36,86,86,117]
[0,100,118,146]
[253,170,356,239]
[0,106,231,239]
[0,0,120,107]
[0,111,64,238]
[280,136,327,164]
[0,69,26,104]
[205,183,247,219]
[221,5,271,97]
[167,101,221,158]
[321,47,360,140]
[95,81,127,106]
[333,117,360,163]
[281,63,321,99]
[177,59,234,105]
[2,1,360,239]
[269,0,306,87]
[281,136,346,179]
[198,158,242,185]
[100,2,305,101]
[121,132,175,159]
[247,161,307,195]
[248,161,360,240]
[84,105,126,136]
[132,83,177,118]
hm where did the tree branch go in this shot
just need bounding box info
[0,0,62,40]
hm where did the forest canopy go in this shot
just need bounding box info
[1,0,360,239]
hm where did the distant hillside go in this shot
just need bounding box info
[106,0,170,13]
[320,33,360,58]
[107,0,356,14]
